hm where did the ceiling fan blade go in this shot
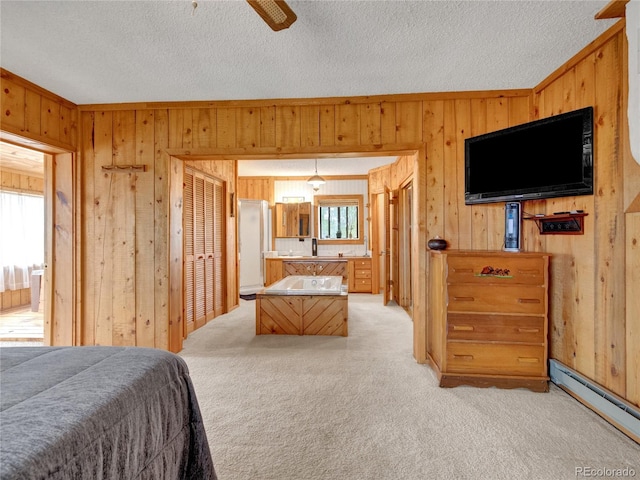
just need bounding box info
[247,0,297,31]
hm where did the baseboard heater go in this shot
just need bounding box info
[549,360,640,443]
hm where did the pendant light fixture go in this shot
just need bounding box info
[307,159,326,191]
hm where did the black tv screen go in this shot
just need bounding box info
[464,107,594,205]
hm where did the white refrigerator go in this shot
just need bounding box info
[239,199,271,295]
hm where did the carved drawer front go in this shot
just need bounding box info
[447,313,545,344]
[447,285,546,314]
[446,343,546,376]
[447,256,545,285]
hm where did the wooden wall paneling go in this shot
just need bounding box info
[360,103,382,145]
[237,177,272,203]
[319,105,335,146]
[562,56,597,377]
[169,155,184,352]
[25,90,41,135]
[412,147,428,363]
[396,101,423,144]
[154,109,170,350]
[182,108,194,148]
[60,104,74,146]
[50,152,74,345]
[217,108,237,148]
[111,110,137,346]
[335,104,360,146]
[1,69,77,151]
[469,98,488,250]
[300,105,320,147]
[80,112,96,345]
[43,153,54,345]
[593,34,626,394]
[238,107,261,148]
[423,100,445,240]
[1,80,25,130]
[192,108,213,149]
[276,106,301,147]
[135,110,156,347]
[454,99,472,250]
[93,111,114,346]
[260,106,276,148]
[443,100,460,249]
[380,101,397,145]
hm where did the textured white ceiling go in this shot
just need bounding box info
[1,0,618,106]
[0,1,619,176]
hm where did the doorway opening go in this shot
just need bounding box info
[0,141,46,344]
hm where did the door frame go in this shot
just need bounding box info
[0,132,76,346]
[167,144,428,363]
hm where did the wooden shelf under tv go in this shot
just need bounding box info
[525,212,588,235]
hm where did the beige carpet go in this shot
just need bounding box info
[180,295,639,480]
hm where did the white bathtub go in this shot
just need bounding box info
[264,275,344,295]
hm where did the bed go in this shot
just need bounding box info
[0,346,216,480]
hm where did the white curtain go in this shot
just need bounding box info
[0,191,44,292]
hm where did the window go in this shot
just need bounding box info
[315,195,364,245]
[0,191,44,292]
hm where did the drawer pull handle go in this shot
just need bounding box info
[453,354,474,360]
[452,325,474,331]
[518,298,540,304]
[518,357,539,364]
[518,328,539,333]
[453,296,475,302]
[518,269,540,275]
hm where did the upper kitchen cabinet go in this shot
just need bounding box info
[274,202,311,238]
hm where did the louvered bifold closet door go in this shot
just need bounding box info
[213,181,225,316]
[204,181,215,321]
[184,171,195,335]
[194,175,207,330]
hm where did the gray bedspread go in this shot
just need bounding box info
[0,346,216,480]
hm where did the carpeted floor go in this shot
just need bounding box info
[179,295,639,480]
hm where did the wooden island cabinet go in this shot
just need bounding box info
[428,250,550,392]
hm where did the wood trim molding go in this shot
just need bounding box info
[78,89,533,112]
[595,0,629,19]
[1,69,77,110]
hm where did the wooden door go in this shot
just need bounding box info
[391,188,400,304]
[184,170,195,335]
[383,187,391,305]
[212,180,225,317]
[184,168,226,336]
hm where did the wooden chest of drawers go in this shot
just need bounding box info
[428,250,550,392]
[348,258,372,293]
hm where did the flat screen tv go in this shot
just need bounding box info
[464,106,594,205]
